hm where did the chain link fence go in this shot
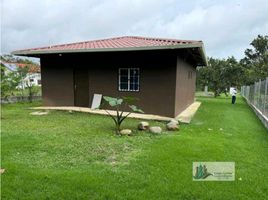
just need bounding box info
[1,95,41,104]
[241,77,268,119]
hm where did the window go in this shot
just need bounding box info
[119,68,139,91]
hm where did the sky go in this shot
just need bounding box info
[1,0,268,59]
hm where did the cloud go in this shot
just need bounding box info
[1,0,268,59]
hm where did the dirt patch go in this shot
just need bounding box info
[30,111,49,115]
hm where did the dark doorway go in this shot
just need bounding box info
[74,68,89,107]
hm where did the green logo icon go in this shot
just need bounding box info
[193,164,213,179]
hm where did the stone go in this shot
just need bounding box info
[149,126,162,134]
[166,120,179,131]
[166,121,179,131]
[138,121,149,130]
[120,129,132,136]
[169,119,179,125]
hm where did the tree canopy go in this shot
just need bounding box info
[240,35,268,84]
[197,34,268,96]
[197,57,243,97]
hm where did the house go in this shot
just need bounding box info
[0,59,41,88]
[12,36,207,117]
[16,63,41,89]
[0,60,17,74]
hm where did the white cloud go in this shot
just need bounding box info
[1,0,268,59]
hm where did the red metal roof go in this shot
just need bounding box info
[12,36,207,65]
[14,36,203,53]
[17,63,40,73]
[1,61,40,73]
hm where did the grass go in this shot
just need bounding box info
[1,96,268,199]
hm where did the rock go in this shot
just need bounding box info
[166,121,179,131]
[138,121,149,130]
[169,119,179,125]
[166,120,179,131]
[120,129,132,136]
[0,168,5,174]
[149,126,162,134]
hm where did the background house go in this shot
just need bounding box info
[16,63,41,89]
[13,36,207,117]
[0,60,17,75]
[0,58,41,88]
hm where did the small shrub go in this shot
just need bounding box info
[102,96,143,135]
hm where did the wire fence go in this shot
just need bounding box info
[241,77,268,119]
[1,95,41,104]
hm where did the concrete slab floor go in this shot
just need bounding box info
[176,102,201,123]
[32,101,201,123]
[32,106,173,122]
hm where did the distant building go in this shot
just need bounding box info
[17,63,41,88]
[0,60,41,88]
[0,61,17,74]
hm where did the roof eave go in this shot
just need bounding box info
[12,43,201,55]
[12,43,207,66]
[198,44,208,66]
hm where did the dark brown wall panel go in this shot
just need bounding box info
[174,57,196,116]
[85,50,177,117]
[40,50,196,117]
[88,65,176,117]
[41,57,74,106]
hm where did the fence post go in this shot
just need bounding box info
[247,86,250,100]
[259,79,262,110]
[254,81,257,106]
[263,77,268,115]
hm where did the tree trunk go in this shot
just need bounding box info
[28,87,33,103]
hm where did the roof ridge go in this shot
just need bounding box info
[12,35,204,55]
[25,36,130,51]
[29,36,202,51]
[129,35,202,43]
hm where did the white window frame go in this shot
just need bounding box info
[118,68,140,92]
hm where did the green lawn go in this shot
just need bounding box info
[1,96,268,199]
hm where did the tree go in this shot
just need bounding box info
[240,35,268,84]
[197,35,268,93]
[16,66,37,103]
[1,54,41,102]
[0,65,22,100]
[197,57,244,97]
[223,57,245,88]
[102,96,144,135]
[0,63,38,103]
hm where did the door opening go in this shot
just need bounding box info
[74,68,89,107]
